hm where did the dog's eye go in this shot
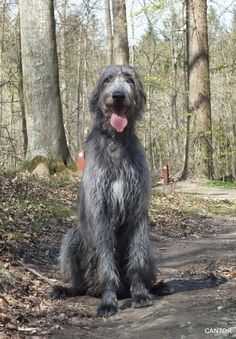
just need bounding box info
[125,77,134,85]
[104,76,113,84]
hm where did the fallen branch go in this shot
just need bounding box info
[18,262,57,286]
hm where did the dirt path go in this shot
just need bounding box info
[1,177,236,338]
[51,182,236,338]
[171,181,236,201]
[53,217,236,339]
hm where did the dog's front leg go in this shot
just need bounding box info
[96,225,119,317]
[128,217,154,308]
[97,285,118,317]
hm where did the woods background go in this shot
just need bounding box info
[0,0,235,182]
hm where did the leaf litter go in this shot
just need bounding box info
[0,174,235,337]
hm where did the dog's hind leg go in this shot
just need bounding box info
[127,216,156,308]
[49,226,87,299]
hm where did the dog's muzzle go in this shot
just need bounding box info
[110,92,128,133]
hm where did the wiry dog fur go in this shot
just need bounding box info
[52,65,157,317]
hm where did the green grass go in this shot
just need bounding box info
[151,189,236,217]
[203,203,236,216]
[0,261,12,285]
[49,201,77,219]
[205,180,236,189]
[12,229,22,241]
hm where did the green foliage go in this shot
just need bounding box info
[0,261,12,285]
[131,0,164,18]
[205,180,236,189]
[151,189,236,225]
[49,201,77,220]
[143,74,169,90]
[12,229,22,241]
[210,64,229,74]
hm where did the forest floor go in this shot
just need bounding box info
[0,174,236,339]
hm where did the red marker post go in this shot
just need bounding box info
[77,149,85,173]
[163,165,169,184]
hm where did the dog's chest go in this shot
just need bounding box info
[112,177,124,204]
[109,164,140,211]
[110,175,128,223]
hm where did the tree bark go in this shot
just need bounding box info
[17,24,28,158]
[170,6,179,161]
[104,0,113,64]
[19,0,69,164]
[0,0,7,140]
[60,0,69,147]
[181,0,190,180]
[187,0,213,179]
[231,12,236,181]
[130,0,135,66]
[77,25,83,149]
[112,0,129,65]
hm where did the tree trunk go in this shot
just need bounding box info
[81,33,88,146]
[181,0,190,180]
[77,25,83,149]
[17,13,28,157]
[19,0,69,164]
[60,0,69,147]
[130,0,135,66]
[187,0,213,179]
[18,38,28,157]
[232,122,236,181]
[231,13,236,181]
[104,0,113,64]
[170,6,179,161]
[0,0,7,140]
[112,0,129,65]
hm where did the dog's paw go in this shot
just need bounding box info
[97,303,118,317]
[45,285,68,300]
[132,293,153,308]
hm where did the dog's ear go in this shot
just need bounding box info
[89,67,107,114]
[89,85,100,114]
[135,74,146,116]
[138,81,146,113]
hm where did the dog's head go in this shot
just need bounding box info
[90,65,146,133]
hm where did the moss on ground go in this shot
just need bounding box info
[21,156,77,175]
[205,180,236,189]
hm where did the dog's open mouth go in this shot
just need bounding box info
[110,106,128,133]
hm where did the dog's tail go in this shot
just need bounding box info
[150,280,173,296]
[47,285,86,300]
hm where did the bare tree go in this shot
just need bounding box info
[181,0,191,180]
[0,0,7,140]
[186,0,213,179]
[19,0,69,165]
[231,10,236,180]
[59,0,70,145]
[104,0,113,64]
[1,0,235,180]
[112,0,129,65]
[17,14,27,157]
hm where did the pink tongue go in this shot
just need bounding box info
[110,112,128,132]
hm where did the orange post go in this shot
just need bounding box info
[163,165,169,184]
[77,149,85,173]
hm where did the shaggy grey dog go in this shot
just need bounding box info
[52,65,156,317]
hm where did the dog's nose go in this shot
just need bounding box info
[112,91,125,102]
